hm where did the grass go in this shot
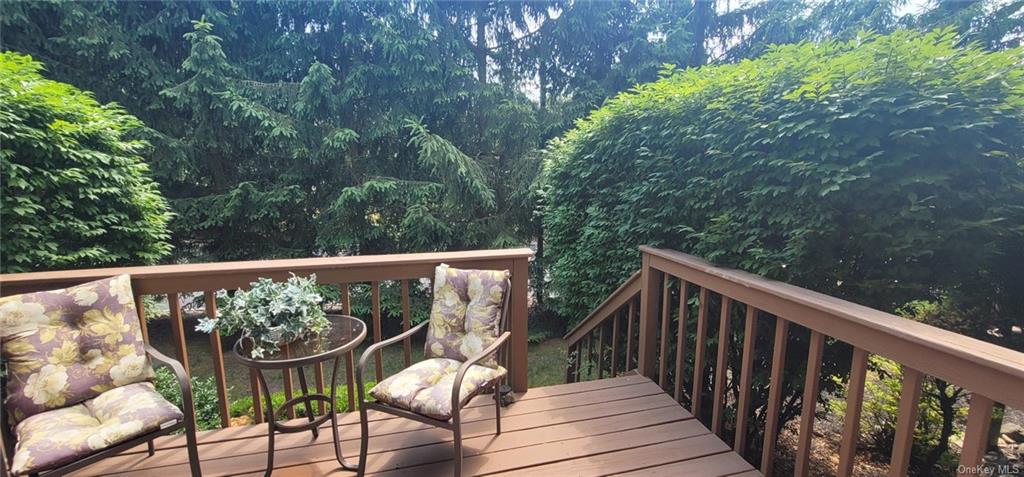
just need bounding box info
[146,316,568,405]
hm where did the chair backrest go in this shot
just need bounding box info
[423,264,511,368]
[0,275,153,424]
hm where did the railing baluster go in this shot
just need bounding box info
[889,367,924,477]
[691,287,710,418]
[761,317,790,477]
[795,330,825,476]
[610,311,621,376]
[371,281,383,382]
[133,291,149,344]
[598,321,606,379]
[250,367,264,424]
[958,393,994,476]
[282,345,295,419]
[711,296,733,435]
[166,293,191,375]
[565,343,578,383]
[401,279,412,367]
[838,347,869,477]
[658,274,672,388]
[204,291,230,428]
[625,300,636,371]
[340,283,355,410]
[734,305,758,454]
[674,281,690,403]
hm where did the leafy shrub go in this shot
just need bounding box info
[0,52,172,273]
[153,366,225,431]
[543,28,1024,327]
[543,28,1024,466]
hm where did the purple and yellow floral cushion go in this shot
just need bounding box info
[9,381,183,476]
[423,264,510,368]
[369,358,507,421]
[0,275,154,425]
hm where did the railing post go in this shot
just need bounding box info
[637,251,662,379]
[511,256,530,392]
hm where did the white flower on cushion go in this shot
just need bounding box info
[87,420,144,450]
[109,353,147,386]
[24,364,69,407]
[433,265,448,291]
[108,275,133,305]
[459,333,484,360]
[468,274,484,299]
[0,300,50,338]
[10,448,32,474]
[70,286,99,306]
[84,349,106,369]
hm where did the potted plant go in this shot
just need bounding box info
[197,274,331,358]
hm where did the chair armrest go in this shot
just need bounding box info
[355,321,429,403]
[145,345,194,421]
[451,331,511,410]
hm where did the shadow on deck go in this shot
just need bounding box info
[71,375,758,476]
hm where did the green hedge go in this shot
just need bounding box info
[0,52,171,273]
[543,28,1024,327]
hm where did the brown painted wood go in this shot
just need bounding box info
[133,292,149,344]
[510,256,530,392]
[566,343,578,383]
[674,281,691,403]
[626,300,636,371]
[616,452,757,477]
[889,366,924,477]
[0,248,533,296]
[958,393,994,477]
[249,367,263,424]
[339,283,356,410]
[642,246,1024,409]
[564,271,640,344]
[795,330,825,477]
[638,253,663,379]
[691,287,710,419]
[598,321,606,379]
[734,305,758,454]
[314,362,326,414]
[838,347,869,477]
[711,296,732,435]
[761,317,790,477]
[611,312,621,376]
[166,293,191,376]
[659,273,672,388]
[203,291,230,428]
[401,279,412,367]
[371,280,383,381]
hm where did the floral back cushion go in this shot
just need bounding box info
[423,264,510,368]
[0,275,153,424]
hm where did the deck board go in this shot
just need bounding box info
[70,375,758,477]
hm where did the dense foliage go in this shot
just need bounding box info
[544,28,1024,335]
[0,52,172,273]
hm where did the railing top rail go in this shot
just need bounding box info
[0,248,534,295]
[640,245,1024,406]
[564,271,641,344]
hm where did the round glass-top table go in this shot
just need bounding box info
[233,314,366,476]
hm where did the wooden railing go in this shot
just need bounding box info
[0,249,532,427]
[565,246,1024,477]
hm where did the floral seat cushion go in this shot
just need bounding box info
[424,264,510,369]
[9,381,183,475]
[369,358,506,421]
[0,275,154,424]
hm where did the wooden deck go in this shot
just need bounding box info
[71,375,757,476]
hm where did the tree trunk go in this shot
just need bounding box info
[538,60,547,111]
[475,3,487,83]
[687,0,714,67]
[923,380,961,473]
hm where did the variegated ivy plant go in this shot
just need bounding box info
[197,274,330,358]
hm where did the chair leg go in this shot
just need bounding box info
[493,381,501,435]
[147,439,155,457]
[184,420,202,477]
[357,404,370,477]
[453,421,463,477]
